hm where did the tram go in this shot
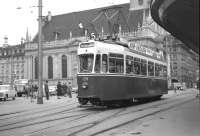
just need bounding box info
[77,39,168,106]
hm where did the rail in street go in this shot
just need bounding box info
[0,89,199,136]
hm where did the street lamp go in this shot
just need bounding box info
[37,0,43,104]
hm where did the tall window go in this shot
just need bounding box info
[34,57,38,79]
[48,56,53,79]
[62,55,67,78]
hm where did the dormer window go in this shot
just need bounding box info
[53,31,60,40]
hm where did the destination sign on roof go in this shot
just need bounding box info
[128,42,163,59]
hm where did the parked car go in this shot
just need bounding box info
[49,85,57,96]
[72,87,78,93]
[0,85,16,101]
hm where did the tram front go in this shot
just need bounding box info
[77,40,99,105]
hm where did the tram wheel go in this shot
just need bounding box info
[78,98,89,105]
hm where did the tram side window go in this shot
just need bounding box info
[126,55,134,74]
[155,63,161,77]
[148,61,154,76]
[133,57,140,75]
[102,54,108,73]
[109,53,124,73]
[141,59,147,76]
[160,65,167,77]
[94,54,101,73]
[163,65,167,77]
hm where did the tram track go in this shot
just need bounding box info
[53,92,196,136]
[92,97,195,136]
[0,91,196,136]
[0,102,107,133]
[0,101,77,120]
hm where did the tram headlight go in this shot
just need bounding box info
[82,81,88,89]
[81,77,88,89]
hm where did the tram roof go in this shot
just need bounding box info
[78,40,166,63]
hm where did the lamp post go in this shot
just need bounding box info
[37,0,43,104]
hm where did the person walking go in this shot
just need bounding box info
[56,81,62,99]
[67,82,72,98]
[62,83,68,97]
[44,80,49,100]
[30,85,34,102]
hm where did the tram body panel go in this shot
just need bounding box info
[77,75,167,101]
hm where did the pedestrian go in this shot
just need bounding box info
[56,81,62,99]
[30,85,34,102]
[33,85,38,99]
[67,82,72,98]
[62,82,68,97]
[44,80,49,100]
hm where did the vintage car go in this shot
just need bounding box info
[0,85,16,101]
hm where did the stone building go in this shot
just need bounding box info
[0,43,25,84]
[165,35,199,88]
[24,1,167,87]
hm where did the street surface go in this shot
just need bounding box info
[0,89,199,136]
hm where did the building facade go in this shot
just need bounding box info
[0,44,25,84]
[24,38,85,87]
[165,35,199,88]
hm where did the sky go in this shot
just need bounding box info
[0,0,129,46]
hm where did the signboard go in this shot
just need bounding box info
[128,42,163,59]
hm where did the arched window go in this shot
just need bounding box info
[34,57,38,79]
[62,55,67,78]
[48,56,53,79]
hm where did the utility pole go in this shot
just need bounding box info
[37,0,43,104]
[164,36,171,89]
[10,49,14,89]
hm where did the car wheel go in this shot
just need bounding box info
[3,97,6,101]
[12,97,15,100]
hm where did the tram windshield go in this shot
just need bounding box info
[79,54,94,73]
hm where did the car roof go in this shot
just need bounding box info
[0,85,10,86]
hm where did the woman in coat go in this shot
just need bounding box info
[56,81,62,99]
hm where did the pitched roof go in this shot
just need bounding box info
[33,3,146,42]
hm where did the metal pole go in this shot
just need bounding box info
[10,50,14,89]
[37,0,43,104]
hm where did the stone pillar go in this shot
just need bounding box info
[53,54,61,80]
[43,55,48,79]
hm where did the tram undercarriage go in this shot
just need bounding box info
[78,95,162,107]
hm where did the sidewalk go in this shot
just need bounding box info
[120,88,200,136]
